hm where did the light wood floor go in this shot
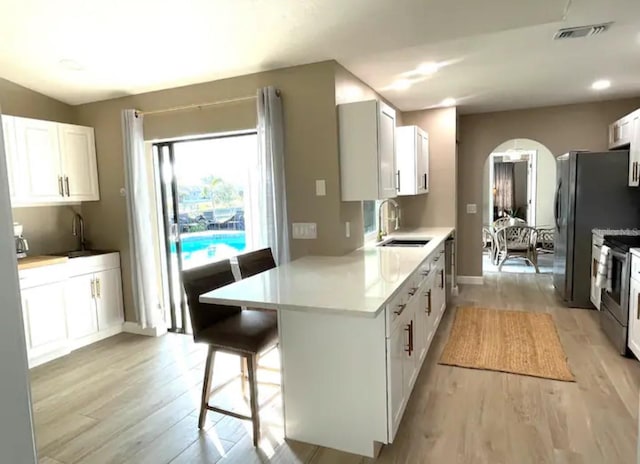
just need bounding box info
[32,273,640,463]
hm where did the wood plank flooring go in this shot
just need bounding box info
[31,273,640,463]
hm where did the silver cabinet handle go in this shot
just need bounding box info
[64,176,70,197]
[58,176,64,197]
[408,287,418,296]
[96,278,101,298]
[396,170,401,191]
[90,278,96,298]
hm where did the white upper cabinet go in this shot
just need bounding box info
[339,100,397,201]
[13,117,65,202]
[609,115,632,149]
[58,123,99,201]
[396,126,429,196]
[2,115,100,206]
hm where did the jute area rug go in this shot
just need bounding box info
[439,307,575,382]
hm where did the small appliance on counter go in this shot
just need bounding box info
[600,235,640,355]
[14,223,29,259]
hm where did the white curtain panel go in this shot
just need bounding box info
[248,87,290,264]
[121,109,159,329]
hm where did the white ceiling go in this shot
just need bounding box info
[0,0,639,113]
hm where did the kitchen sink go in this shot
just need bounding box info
[377,239,430,248]
[55,250,109,259]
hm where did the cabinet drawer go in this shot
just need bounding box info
[632,255,640,283]
[19,263,69,289]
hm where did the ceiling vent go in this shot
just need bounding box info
[553,22,613,40]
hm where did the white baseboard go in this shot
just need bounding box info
[122,321,167,337]
[68,325,123,351]
[457,275,484,285]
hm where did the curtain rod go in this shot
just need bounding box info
[136,95,255,117]
[136,88,281,117]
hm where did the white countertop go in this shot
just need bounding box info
[200,227,454,318]
[631,248,640,259]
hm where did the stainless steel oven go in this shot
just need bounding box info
[600,239,633,355]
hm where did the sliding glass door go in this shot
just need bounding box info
[154,132,257,333]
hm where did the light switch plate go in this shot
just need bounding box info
[315,179,326,196]
[292,223,318,239]
[466,204,477,214]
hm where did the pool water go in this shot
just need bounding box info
[171,232,247,267]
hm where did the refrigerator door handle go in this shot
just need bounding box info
[554,179,561,231]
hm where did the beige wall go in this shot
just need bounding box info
[396,107,457,228]
[0,78,83,254]
[458,96,640,277]
[75,60,386,322]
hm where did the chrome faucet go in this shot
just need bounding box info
[72,212,86,251]
[377,199,400,242]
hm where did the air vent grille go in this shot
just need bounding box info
[553,22,613,40]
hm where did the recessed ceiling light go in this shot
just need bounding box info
[441,97,456,107]
[416,62,440,75]
[59,59,84,71]
[391,79,412,91]
[591,79,611,90]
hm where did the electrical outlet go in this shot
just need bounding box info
[292,223,317,239]
[466,204,477,214]
[345,221,351,238]
[315,179,326,196]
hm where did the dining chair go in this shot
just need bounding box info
[182,259,278,446]
[494,225,539,272]
[236,248,276,278]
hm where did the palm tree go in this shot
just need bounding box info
[201,175,223,216]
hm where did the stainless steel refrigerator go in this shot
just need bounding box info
[553,150,640,308]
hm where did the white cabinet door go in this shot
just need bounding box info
[402,304,419,393]
[629,114,640,187]
[413,283,428,363]
[96,268,124,331]
[387,314,407,441]
[377,102,397,199]
[21,282,68,361]
[628,279,640,359]
[432,258,446,317]
[396,126,429,196]
[13,117,64,202]
[58,124,100,201]
[65,274,98,340]
[418,131,429,193]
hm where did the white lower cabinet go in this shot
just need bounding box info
[21,281,69,364]
[628,257,640,359]
[386,243,447,442]
[66,274,99,340]
[388,315,408,441]
[95,268,125,331]
[20,253,124,367]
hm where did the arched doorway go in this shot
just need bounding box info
[482,138,556,274]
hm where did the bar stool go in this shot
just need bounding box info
[236,248,277,278]
[182,259,278,446]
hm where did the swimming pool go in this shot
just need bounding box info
[171,231,247,267]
